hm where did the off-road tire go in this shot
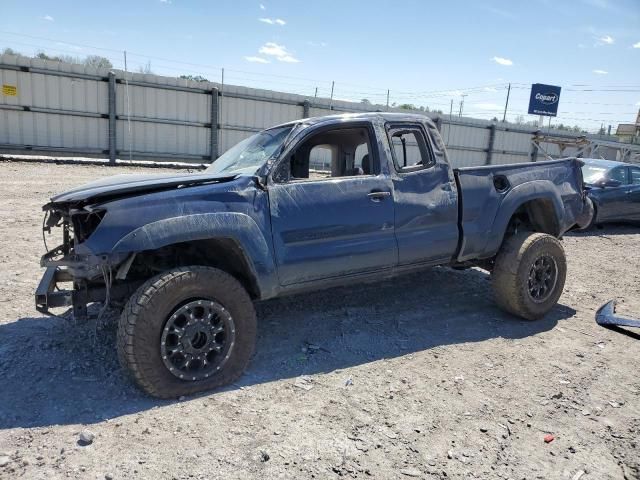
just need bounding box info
[117,266,256,398]
[492,232,567,320]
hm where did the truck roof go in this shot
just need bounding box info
[275,112,437,129]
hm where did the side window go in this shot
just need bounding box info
[387,126,434,173]
[609,167,629,185]
[630,167,640,185]
[278,126,377,182]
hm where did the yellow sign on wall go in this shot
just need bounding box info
[2,85,17,96]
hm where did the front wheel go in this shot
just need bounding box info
[117,266,256,398]
[492,232,567,320]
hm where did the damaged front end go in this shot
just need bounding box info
[36,203,133,322]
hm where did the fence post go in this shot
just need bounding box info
[210,87,219,161]
[530,130,540,162]
[107,72,116,164]
[485,123,496,165]
[302,100,310,118]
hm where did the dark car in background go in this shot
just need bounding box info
[581,158,640,227]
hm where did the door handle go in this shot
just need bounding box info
[368,190,391,201]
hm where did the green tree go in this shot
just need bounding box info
[180,74,210,82]
[35,51,79,63]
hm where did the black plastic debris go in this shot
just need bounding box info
[595,300,640,339]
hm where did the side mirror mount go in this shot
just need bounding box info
[597,178,622,188]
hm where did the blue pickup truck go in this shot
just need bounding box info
[36,113,593,397]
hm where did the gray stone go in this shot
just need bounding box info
[400,467,422,477]
[78,430,95,445]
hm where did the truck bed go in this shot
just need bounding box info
[454,158,586,262]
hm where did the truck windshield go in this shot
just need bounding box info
[206,126,294,175]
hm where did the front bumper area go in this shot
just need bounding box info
[35,265,140,321]
[35,267,74,313]
[35,266,94,320]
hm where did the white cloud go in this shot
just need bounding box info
[595,35,614,45]
[492,56,513,66]
[259,42,287,57]
[259,17,285,25]
[244,56,270,64]
[159,0,172,3]
[593,69,608,74]
[308,41,328,47]
[277,55,300,63]
[633,42,640,48]
[260,3,266,10]
[484,87,498,92]
[43,15,54,21]
[636,101,640,106]
[257,42,300,63]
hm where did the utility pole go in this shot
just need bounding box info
[314,87,318,98]
[502,83,511,122]
[329,81,335,110]
[123,50,132,161]
[446,99,453,146]
[386,89,390,111]
[458,94,467,117]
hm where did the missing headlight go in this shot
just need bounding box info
[72,209,106,243]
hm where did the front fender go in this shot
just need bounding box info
[112,212,278,298]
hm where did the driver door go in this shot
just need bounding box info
[268,124,397,286]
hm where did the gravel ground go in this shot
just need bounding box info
[0,161,639,480]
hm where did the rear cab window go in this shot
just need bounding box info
[386,124,435,173]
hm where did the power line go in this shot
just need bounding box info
[1,31,637,131]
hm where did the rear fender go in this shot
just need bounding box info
[482,180,565,257]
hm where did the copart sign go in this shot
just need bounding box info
[528,83,561,117]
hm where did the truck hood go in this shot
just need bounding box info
[48,171,238,206]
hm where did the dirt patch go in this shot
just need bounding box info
[0,161,639,479]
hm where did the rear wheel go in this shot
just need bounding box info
[492,232,566,320]
[117,266,256,398]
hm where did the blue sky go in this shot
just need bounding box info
[1,0,639,132]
